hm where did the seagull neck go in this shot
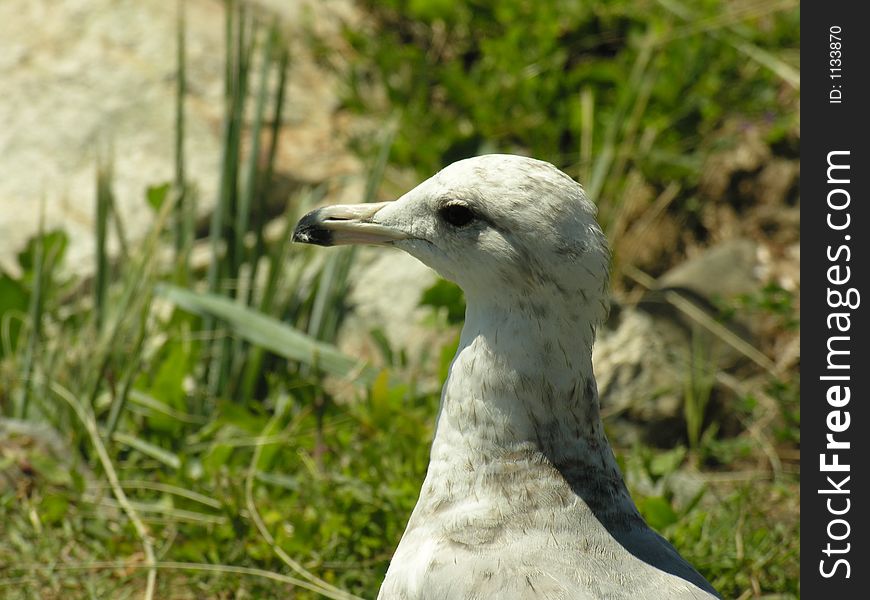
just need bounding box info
[460,296,597,381]
[431,296,613,469]
[411,294,637,536]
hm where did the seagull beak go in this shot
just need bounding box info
[292,201,408,247]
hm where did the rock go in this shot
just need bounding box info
[595,239,765,446]
[338,246,442,371]
[657,238,760,302]
[756,158,800,208]
[0,0,362,277]
[643,238,761,370]
[593,308,687,446]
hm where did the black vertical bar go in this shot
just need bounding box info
[802,3,869,596]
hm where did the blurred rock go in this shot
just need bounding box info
[757,158,800,208]
[595,240,764,446]
[338,246,440,371]
[698,121,799,249]
[0,0,361,277]
[594,308,687,446]
[657,238,760,301]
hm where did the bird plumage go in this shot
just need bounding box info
[294,154,720,599]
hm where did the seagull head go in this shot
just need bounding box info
[293,154,610,326]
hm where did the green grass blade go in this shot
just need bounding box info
[106,178,129,264]
[128,389,206,424]
[105,308,148,437]
[207,1,254,398]
[85,178,174,411]
[156,284,377,384]
[225,4,253,277]
[245,26,288,312]
[587,28,655,210]
[228,24,275,391]
[224,0,234,100]
[174,0,188,271]
[252,35,290,271]
[18,203,47,419]
[111,431,182,470]
[306,252,341,342]
[579,87,594,185]
[95,156,112,332]
[238,188,322,402]
[656,0,799,88]
[236,24,273,281]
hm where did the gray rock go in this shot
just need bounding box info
[594,308,688,446]
[338,246,441,371]
[594,240,764,446]
[657,238,760,302]
[0,0,361,277]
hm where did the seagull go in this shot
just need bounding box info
[293,154,720,599]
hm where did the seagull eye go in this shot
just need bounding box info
[439,203,476,228]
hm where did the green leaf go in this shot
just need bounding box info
[255,470,301,491]
[39,494,70,525]
[17,230,68,275]
[111,431,182,469]
[649,446,687,478]
[203,443,233,473]
[29,453,73,487]
[156,284,377,383]
[150,340,194,410]
[0,273,29,357]
[638,496,679,530]
[420,279,465,324]
[146,182,172,213]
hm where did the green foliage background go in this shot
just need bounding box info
[1,1,799,598]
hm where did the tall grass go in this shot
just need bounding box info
[16,204,46,419]
[0,3,384,596]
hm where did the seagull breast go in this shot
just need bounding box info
[293,154,720,599]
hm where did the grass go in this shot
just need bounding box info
[0,0,799,598]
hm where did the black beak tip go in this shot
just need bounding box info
[292,208,334,247]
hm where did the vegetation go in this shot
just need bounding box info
[1,0,799,598]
